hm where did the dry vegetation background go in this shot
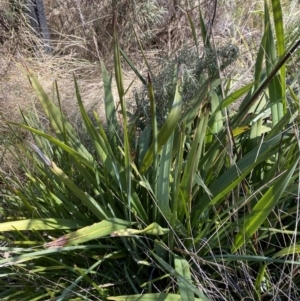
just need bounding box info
[0,0,299,176]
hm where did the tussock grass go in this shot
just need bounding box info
[1,0,300,300]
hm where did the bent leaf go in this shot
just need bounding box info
[111,222,169,237]
[44,218,130,248]
[108,294,207,301]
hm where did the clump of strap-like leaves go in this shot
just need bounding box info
[1,1,300,300]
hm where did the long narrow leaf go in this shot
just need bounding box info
[0,219,89,232]
[102,62,120,152]
[113,16,132,222]
[174,256,195,301]
[233,155,299,251]
[140,73,183,174]
[26,71,90,157]
[180,106,209,219]
[271,0,286,112]
[192,132,292,220]
[151,251,210,301]
[157,134,174,218]
[44,218,131,248]
[50,161,111,220]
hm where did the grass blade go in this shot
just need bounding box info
[0,219,89,231]
[140,71,183,174]
[271,0,286,111]
[151,250,210,301]
[192,132,291,219]
[233,154,299,252]
[174,256,195,301]
[113,15,132,223]
[102,62,120,152]
[50,161,111,220]
[26,70,90,157]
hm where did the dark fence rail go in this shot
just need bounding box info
[25,0,51,53]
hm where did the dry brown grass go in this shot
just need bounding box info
[0,0,264,118]
[0,52,142,141]
[0,53,141,182]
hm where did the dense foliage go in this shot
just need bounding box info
[1,0,300,300]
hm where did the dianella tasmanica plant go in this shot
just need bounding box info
[1,0,300,300]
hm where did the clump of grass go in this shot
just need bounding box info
[1,1,300,300]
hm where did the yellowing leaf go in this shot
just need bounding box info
[111,222,169,237]
[44,218,130,248]
[107,293,207,301]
